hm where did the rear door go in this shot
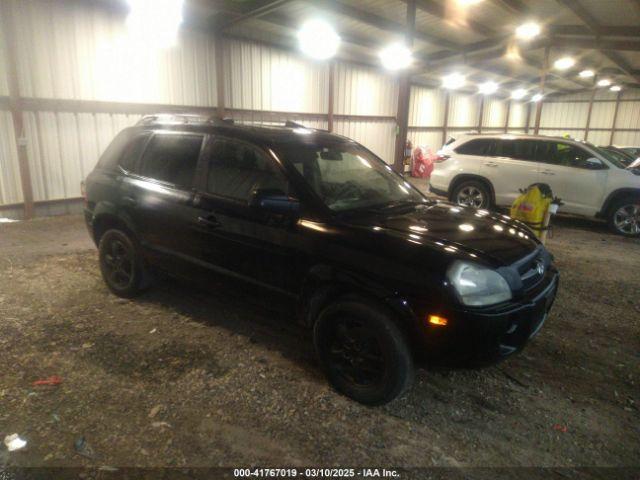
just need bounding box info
[489,139,541,206]
[536,141,608,216]
[120,131,205,270]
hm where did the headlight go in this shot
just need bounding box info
[447,260,512,306]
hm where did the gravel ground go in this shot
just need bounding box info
[0,213,638,472]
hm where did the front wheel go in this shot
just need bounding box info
[608,197,640,237]
[452,180,492,209]
[313,299,414,405]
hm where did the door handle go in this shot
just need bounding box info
[122,196,137,207]
[197,215,221,229]
[484,161,498,167]
[541,170,555,176]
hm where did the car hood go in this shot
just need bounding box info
[347,201,540,267]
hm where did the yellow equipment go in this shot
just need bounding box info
[510,184,554,240]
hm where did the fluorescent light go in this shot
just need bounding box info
[126,0,184,48]
[515,22,541,40]
[579,69,594,78]
[597,79,612,87]
[531,93,543,102]
[457,0,483,5]
[554,57,576,70]
[442,73,465,90]
[610,85,622,92]
[511,88,527,100]
[379,43,413,70]
[478,81,498,95]
[297,19,340,60]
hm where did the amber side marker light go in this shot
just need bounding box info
[428,315,448,326]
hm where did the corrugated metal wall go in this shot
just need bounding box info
[1,0,640,218]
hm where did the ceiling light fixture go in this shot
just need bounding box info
[554,57,576,70]
[297,19,340,60]
[126,0,185,48]
[478,81,498,95]
[515,22,541,40]
[511,88,527,100]
[442,73,466,90]
[610,85,622,92]
[579,69,595,78]
[531,93,543,102]
[379,42,413,70]
[597,79,612,87]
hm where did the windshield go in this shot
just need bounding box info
[278,142,426,212]
[596,146,634,168]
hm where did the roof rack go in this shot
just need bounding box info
[136,113,235,127]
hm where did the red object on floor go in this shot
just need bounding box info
[33,375,62,386]
[552,424,568,433]
[411,146,435,179]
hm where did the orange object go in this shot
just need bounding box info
[428,315,448,326]
[552,424,568,433]
[33,376,62,386]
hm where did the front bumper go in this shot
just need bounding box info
[413,268,559,366]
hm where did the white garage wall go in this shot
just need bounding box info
[408,86,445,127]
[334,62,398,116]
[334,119,396,163]
[0,111,23,204]
[482,98,507,129]
[9,0,218,106]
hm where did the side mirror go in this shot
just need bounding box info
[584,157,604,169]
[249,188,300,215]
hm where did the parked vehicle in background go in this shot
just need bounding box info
[83,115,559,405]
[599,145,640,168]
[619,146,640,158]
[430,133,640,237]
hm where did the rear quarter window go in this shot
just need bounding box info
[96,129,133,170]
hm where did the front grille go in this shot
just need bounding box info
[513,246,550,291]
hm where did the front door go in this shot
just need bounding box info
[190,136,300,296]
[536,141,609,216]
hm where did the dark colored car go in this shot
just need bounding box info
[83,114,559,405]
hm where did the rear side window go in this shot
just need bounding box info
[455,139,494,155]
[139,133,203,188]
[205,139,289,202]
[494,139,537,161]
[120,132,151,173]
[96,130,132,170]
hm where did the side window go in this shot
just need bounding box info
[120,132,151,173]
[205,139,289,202]
[455,139,494,156]
[541,142,593,168]
[139,133,203,188]
[96,130,132,170]
[494,139,515,158]
[512,140,538,161]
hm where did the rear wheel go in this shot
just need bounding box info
[452,180,492,209]
[98,229,150,297]
[314,299,414,405]
[608,197,640,237]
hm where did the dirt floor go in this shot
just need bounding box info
[0,212,638,473]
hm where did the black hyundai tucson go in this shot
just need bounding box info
[83,114,559,405]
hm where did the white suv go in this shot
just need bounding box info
[430,134,640,236]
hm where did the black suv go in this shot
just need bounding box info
[84,114,559,405]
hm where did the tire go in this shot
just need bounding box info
[98,229,150,298]
[452,180,492,209]
[313,299,414,405]
[607,196,640,237]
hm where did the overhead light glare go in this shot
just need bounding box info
[579,69,594,78]
[297,19,340,60]
[442,73,466,90]
[478,81,498,95]
[531,93,543,102]
[511,88,527,100]
[515,22,541,40]
[554,57,576,70]
[379,43,413,70]
[457,0,483,5]
[610,85,622,92]
[126,0,184,48]
[597,79,612,87]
